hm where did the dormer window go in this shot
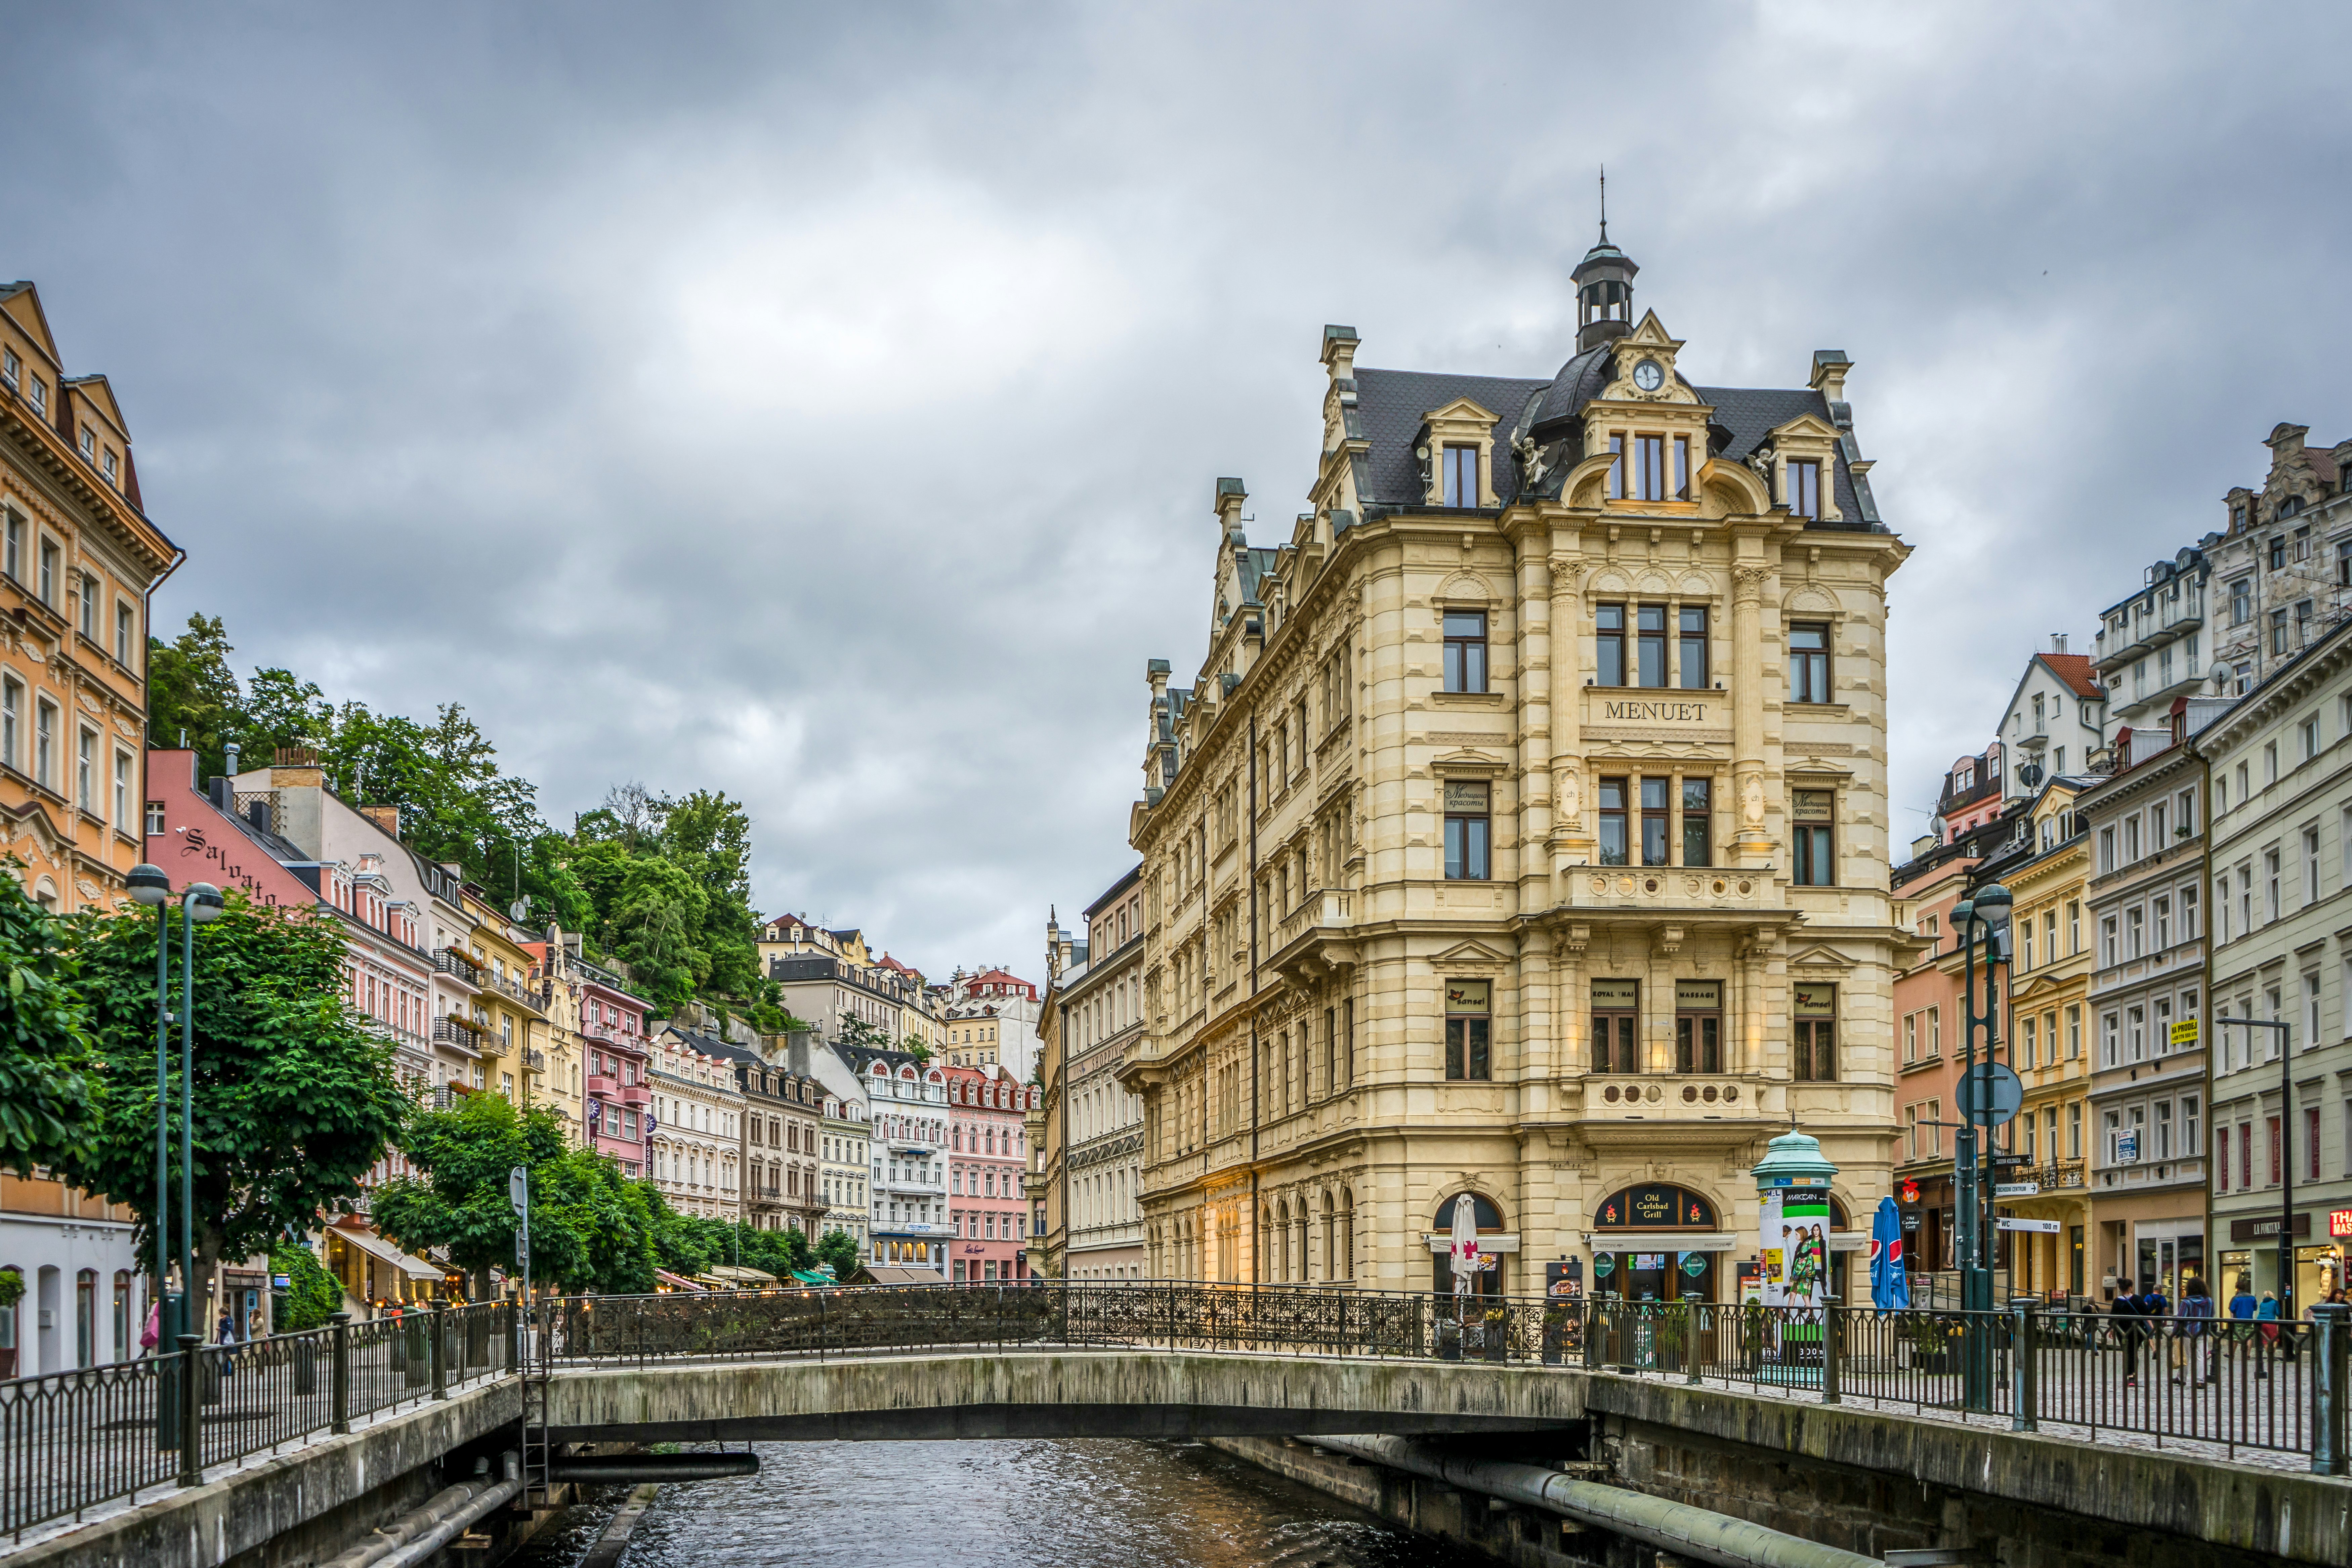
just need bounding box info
[78,426,95,461]
[0,349,16,390]
[26,375,44,416]
[1632,434,1666,501]
[1675,435,1692,500]
[101,449,117,486]
[1787,459,1822,520]
[1442,446,1477,507]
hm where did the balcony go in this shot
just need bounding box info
[877,1173,938,1196]
[433,950,481,989]
[587,1072,619,1098]
[522,1048,547,1072]
[1267,888,1357,982]
[619,1080,652,1107]
[482,970,543,1009]
[2011,1160,2087,1193]
[1559,867,1780,919]
[1576,1074,1768,1141]
[432,1016,487,1054]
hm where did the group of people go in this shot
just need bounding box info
[2107,1273,2351,1387]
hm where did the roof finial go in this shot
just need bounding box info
[1598,165,1607,245]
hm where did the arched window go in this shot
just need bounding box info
[1431,1191,1507,1297]
[1431,1192,1505,1231]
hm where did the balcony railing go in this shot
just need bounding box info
[1272,888,1353,956]
[1581,1074,1763,1118]
[586,1072,619,1097]
[432,950,481,988]
[1561,868,1778,915]
[2011,1160,2087,1192]
[482,970,542,1008]
[431,1017,486,1053]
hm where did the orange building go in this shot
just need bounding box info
[0,281,182,1375]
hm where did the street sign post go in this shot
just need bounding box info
[1994,1182,2040,1198]
[1960,1062,2023,1127]
[509,1166,531,1315]
[1996,1218,2062,1234]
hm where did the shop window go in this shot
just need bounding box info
[1794,984,1838,1081]
[1430,1192,1506,1297]
[1675,981,1721,1073]
[1591,978,1639,1073]
[1444,979,1490,1081]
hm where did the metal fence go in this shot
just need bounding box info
[0,1302,514,1543]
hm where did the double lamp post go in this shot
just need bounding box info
[125,862,222,1468]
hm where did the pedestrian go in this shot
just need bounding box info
[2112,1280,2143,1388]
[139,1299,159,1355]
[2256,1291,2280,1379]
[2177,1276,2213,1386]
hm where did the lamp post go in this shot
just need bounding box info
[2216,1017,2296,1317]
[1954,880,2012,1413]
[125,868,224,1350]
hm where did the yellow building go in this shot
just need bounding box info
[459,886,557,1120]
[1985,780,2095,1298]
[0,282,179,912]
[1118,231,1911,1299]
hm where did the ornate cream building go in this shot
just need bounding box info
[1119,231,1912,1299]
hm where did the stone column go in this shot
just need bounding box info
[1521,941,1553,1118]
[1730,561,1774,865]
[1549,540,1588,873]
[1519,545,1554,904]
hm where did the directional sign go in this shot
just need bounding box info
[1994,1182,2041,1198]
[509,1166,530,1217]
[1959,1062,2023,1127]
[1996,1217,2062,1234]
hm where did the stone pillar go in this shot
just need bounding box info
[1521,941,1553,1118]
[1548,543,1587,873]
[1730,561,1774,865]
[1519,546,1554,905]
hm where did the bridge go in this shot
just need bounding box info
[1,1284,2346,1567]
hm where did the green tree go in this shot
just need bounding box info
[0,863,95,1176]
[836,1013,892,1052]
[270,1242,346,1330]
[900,1034,934,1066]
[145,614,246,775]
[608,857,710,1010]
[814,1229,861,1279]
[56,895,410,1308]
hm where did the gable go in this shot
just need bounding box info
[0,282,59,367]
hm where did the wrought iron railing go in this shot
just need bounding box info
[0,1301,514,1543]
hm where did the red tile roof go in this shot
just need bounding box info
[2042,653,2103,699]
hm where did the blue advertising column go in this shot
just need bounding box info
[1752,1129,1839,1384]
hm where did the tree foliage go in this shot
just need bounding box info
[144,614,781,1021]
[55,895,411,1301]
[0,862,95,1175]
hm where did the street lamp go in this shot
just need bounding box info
[1955,879,2012,1412]
[125,868,224,1354]
[2215,1017,2296,1318]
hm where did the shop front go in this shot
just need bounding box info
[1584,1184,1728,1303]
[2222,1210,2346,1309]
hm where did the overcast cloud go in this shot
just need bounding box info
[4,2,2348,980]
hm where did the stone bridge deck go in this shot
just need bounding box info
[539,1348,1590,1444]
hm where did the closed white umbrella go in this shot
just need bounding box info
[1449,1194,1480,1297]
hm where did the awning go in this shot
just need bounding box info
[654,1269,706,1291]
[326,1226,443,1281]
[790,1270,833,1286]
[703,1264,779,1285]
[850,1265,947,1286]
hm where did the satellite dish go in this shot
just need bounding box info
[2017,762,2044,788]
[508,898,531,923]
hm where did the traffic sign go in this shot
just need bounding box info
[1960,1062,2023,1127]
[1994,1182,2040,1197]
[509,1166,530,1217]
[1996,1217,2061,1234]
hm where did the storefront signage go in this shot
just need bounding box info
[1595,1184,1717,1230]
[2228,1213,2312,1242]
[1674,980,1721,1009]
[1446,979,1491,1014]
[2332,1210,2352,1239]
[1600,699,1711,724]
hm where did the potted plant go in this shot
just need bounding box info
[1481,1306,1510,1361]
[1904,1314,1955,1374]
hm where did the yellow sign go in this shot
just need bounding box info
[2169,1020,2199,1048]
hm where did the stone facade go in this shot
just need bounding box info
[1039,870,1149,1279]
[1119,234,1910,1298]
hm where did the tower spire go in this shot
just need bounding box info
[1598,165,1607,245]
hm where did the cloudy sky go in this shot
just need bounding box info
[6,3,2349,980]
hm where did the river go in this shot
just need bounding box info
[509,1439,1474,1568]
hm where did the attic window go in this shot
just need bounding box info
[78,426,95,460]
[1442,446,1478,507]
[0,349,15,390]
[1787,459,1822,520]
[26,375,44,415]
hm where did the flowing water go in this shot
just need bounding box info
[509,1439,1475,1568]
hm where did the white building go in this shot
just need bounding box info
[0,1185,144,1378]
[1045,872,1148,1280]
[1989,642,2109,803]
[787,1030,872,1257]
[944,967,1043,1083]
[649,1029,745,1222]
[838,1042,951,1274]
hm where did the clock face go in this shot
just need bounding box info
[1632,358,1666,392]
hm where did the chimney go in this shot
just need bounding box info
[1319,324,1359,382]
[1214,477,1246,540]
[2050,633,2068,654]
[223,741,241,780]
[360,804,400,839]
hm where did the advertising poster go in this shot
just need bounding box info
[1759,1189,1786,1302]
[1761,1185,1832,1309]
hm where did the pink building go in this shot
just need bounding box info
[947,1066,1033,1282]
[562,957,652,1176]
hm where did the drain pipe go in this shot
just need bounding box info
[1315,1436,1879,1568]
[319,1452,526,1568]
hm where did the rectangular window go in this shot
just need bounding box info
[2269,1115,2282,1185]
[1678,605,1708,688]
[1596,604,1626,687]
[2311,1106,2324,1181]
[1675,980,1721,1073]
[1,510,16,582]
[2266,849,2281,922]
[75,728,94,812]
[76,576,96,640]
[144,799,164,836]
[1792,790,1834,885]
[2126,906,2143,958]
[1442,610,1487,693]
[1607,433,1624,499]
[2101,1012,2119,1068]
[2021,1013,2038,1067]
[0,348,14,389]
[1640,777,1669,867]
[1636,604,1668,687]
[2153,895,2171,950]
[2308,973,2323,1049]
[1930,1006,1942,1056]
[1444,979,1490,1081]
[1681,777,1712,867]
[2021,914,2036,970]
[2231,577,2251,624]
[1598,776,1628,866]
[1441,445,1478,507]
[1442,780,1490,881]
[38,539,56,606]
[1903,1013,1917,1063]
[25,375,43,416]
[0,677,16,772]
[1787,458,1822,519]
[2272,609,2290,655]
[1673,434,1691,500]
[1788,623,1832,703]
[35,700,54,790]
[114,601,132,666]
[2068,1102,2083,1158]
[1634,434,1665,501]
[2305,717,2324,762]
[1591,978,1639,1073]
[1793,984,1837,1081]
